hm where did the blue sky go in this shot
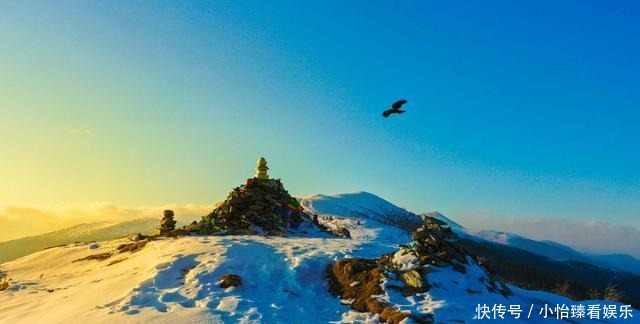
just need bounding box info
[1,1,639,231]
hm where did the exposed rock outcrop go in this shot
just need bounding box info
[218,274,242,288]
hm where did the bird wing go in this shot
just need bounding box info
[382,109,392,117]
[392,99,407,109]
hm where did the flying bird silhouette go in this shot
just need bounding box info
[382,99,408,118]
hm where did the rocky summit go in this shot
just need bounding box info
[198,157,309,236]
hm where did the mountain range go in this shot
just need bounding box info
[1,191,638,323]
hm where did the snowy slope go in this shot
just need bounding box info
[2,220,634,323]
[0,215,408,324]
[0,218,160,263]
[300,191,423,232]
[1,193,637,323]
[384,251,633,323]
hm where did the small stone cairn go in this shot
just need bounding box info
[157,210,177,235]
[408,215,468,267]
[379,215,470,296]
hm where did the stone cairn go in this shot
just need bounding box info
[157,210,177,235]
[378,215,470,296]
[408,216,468,267]
[198,157,305,236]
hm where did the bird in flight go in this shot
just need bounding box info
[382,99,408,118]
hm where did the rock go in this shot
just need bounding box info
[198,160,309,236]
[186,221,200,232]
[129,233,146,242]
[346,260,375,273]
[336,227,351,239]
[218,274,242,288]
[401,270,429,296]
[412,229,429,241]
[157,210,177,235]
[422,215,447,226]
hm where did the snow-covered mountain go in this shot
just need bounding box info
[1,192,637,323]
[300,191,423,232]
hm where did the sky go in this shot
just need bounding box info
[1,1,639,247]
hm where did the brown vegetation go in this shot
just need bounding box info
[116,240,150,254]
[0,271,9,291]
[604,283,624,301]
[107,258,127,266]
[72,252,112,263]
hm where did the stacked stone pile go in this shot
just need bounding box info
[375,215,470,297]
[157,210,177,235]
[408,216,468,267]
[198,158,306,236]
[199,178,304,235]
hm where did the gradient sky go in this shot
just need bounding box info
[1,1,639,231]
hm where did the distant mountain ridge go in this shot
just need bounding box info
[299,191,423,231]
[0,218,159,263]
[469,229,640,276]
[419,210,640,276]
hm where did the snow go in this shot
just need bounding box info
[392,250,419,272]
[0,208,409,324]
[381,255,634,323]
[300,191,422,231]
[335,311,380,323]
[1,192,637,323]
[1,235,352,323]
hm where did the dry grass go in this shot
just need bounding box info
[72,252,112,263]
[0,281,9,291]
[107,258,127,266]
[116,240,150,254]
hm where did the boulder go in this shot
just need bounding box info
[218,274,242,288]
[401,270,429,296]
